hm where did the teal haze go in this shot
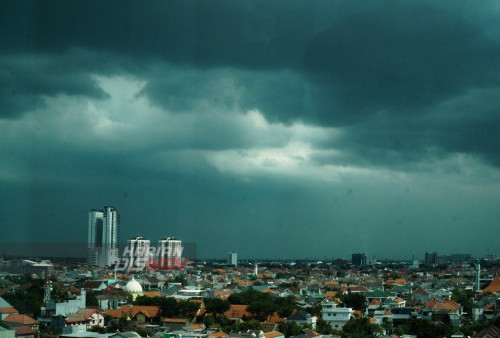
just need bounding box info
[1,1,500,259]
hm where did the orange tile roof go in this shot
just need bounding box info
[369,299,381,305]
[369,317,377,323]
[349,285,369,292]
[484,276,500,293]
[163,318,188,323]
[233,279,249,286]
[128,305,160,318]
[13,326,35,335]
[209,331,229,337]
[324,291,338,298]
[214,291,232,298]
[441,300,460,311]
[144,291,163,297]
[66,308,98,323]
[265,312,285,324]
[107,305,160,319]
[425,299,460,312]
[0,307,18,314]
[262,288,277,294]
[105,309,123,319]
[262,331,284,338]
[224,305,251,319]
[394,279,406,285]
[4,314,38,325]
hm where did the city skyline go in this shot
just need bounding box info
[1,1,500,259]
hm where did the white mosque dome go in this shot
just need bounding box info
[124,277,143,294]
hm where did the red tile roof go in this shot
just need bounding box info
[163,318,188,323]
[348,285,369,292]
[262,331,284,338]
[105,309,122,319]
[484,276,500,293]
[264,312,286,324]
[4,314,38,325]
[224,305,251,319]
[12,326,35,335]
[106,305,160,319]
[0,307,18,314]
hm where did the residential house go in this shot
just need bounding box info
[3,314,39,337]
[224,305,251,322]
[320,299,353,331]
[163,318,189,331]
[96,294,128,311]
[0,297,18,320]
[285,311,317,329]
[105,305,161,324]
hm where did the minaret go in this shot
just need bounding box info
[476,260,481,292]
[43,281,52,304]
[254,264,258,279]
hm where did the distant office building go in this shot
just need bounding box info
[228,252,238,267]
[450,254,472,263]
[87,206,119,266]
[425,251,439,266]
[0,259,54,277]
[484,254,499,261]
[352,253,367,266]
[410,259,420,270]
[158,237,183,270]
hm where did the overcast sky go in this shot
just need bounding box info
[1,1,500,260]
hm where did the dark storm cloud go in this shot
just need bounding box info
[0,1,314,67]
[2,1,500,167]
[302,3,500,125]
[0,54,109,118]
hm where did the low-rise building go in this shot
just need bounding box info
[320,299,353,331]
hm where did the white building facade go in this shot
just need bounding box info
[228,252,238,267]
[321,299,354,331]
[158,237,183,270]
[87,206,119,266]
[125,236,151,270]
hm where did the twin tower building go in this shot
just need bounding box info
[87,206,182,269]
[87,206,119,266]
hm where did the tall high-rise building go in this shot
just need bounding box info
[228,252,238,267]
[425,251,438,266]
[87,206,119,266]
[158,237,182,269]
[351,253,367,267]
[125,236,150,270]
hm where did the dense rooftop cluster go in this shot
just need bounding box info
[1,257,500,337]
